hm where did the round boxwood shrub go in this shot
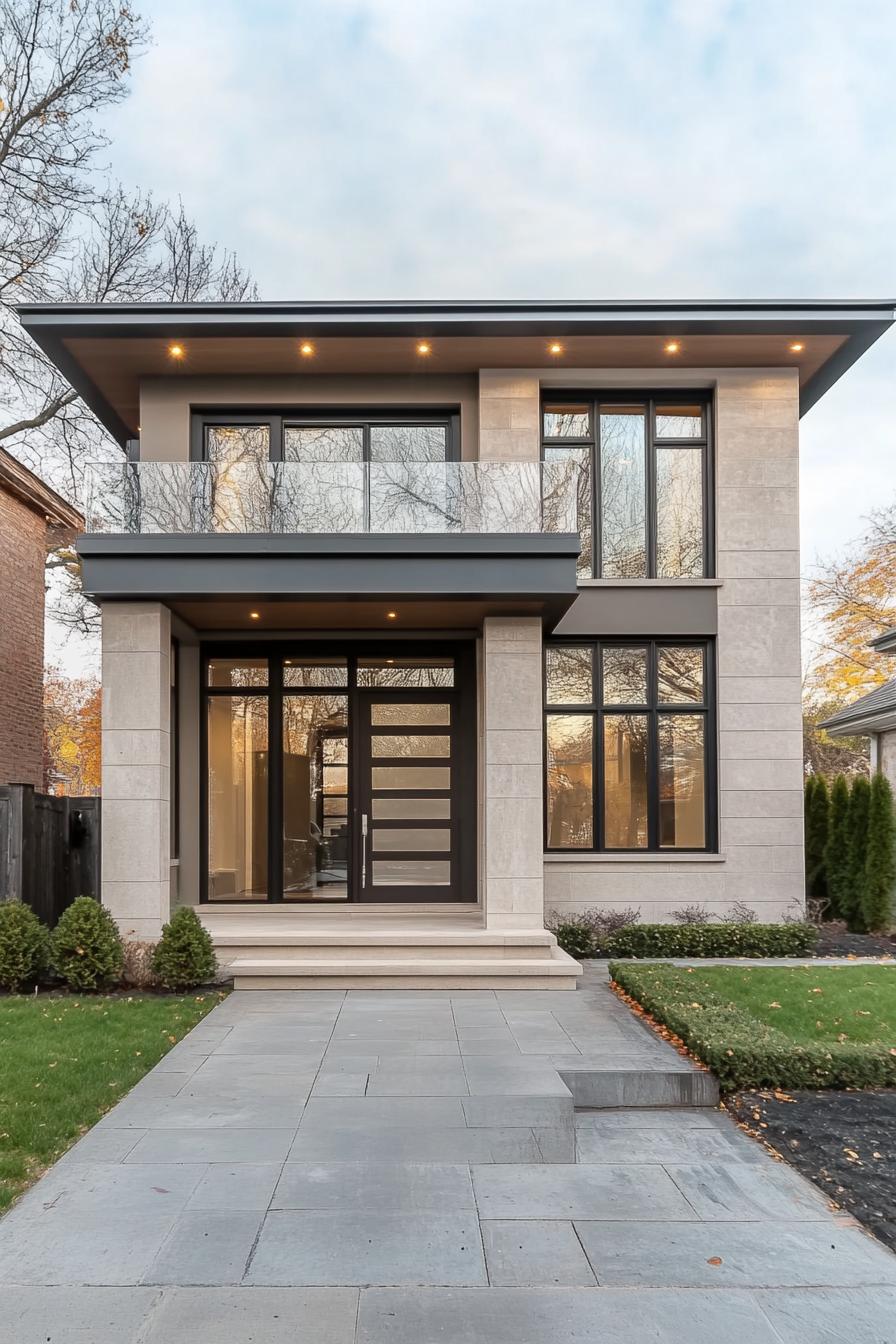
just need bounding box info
[552,920,597,960]
[151,907,218,991]
[0,901,50,992]
[51,896,124,991]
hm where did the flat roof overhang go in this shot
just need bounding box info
[18,299,895,445]
[77,531,581,629]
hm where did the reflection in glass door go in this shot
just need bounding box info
[356,691,459,900]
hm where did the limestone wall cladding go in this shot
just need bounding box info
[101,601,171,940]
[477,367,805,924]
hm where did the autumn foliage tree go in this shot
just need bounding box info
[806,501,896,702]
[43,670,101,795]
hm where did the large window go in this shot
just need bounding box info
[192,411,460,463]
[542,395,712,578]
[544,640,715,852]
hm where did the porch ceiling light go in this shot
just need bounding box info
[250,611,261,620]
[416,341,431,356]
[789,341,805,353]
[168,343,185,359]
[386,610,398,619]
[664,340,681,355]
[548,341,563,355]
[299,341,315,357]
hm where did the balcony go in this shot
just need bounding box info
[84,458,584,536]
[77,460,585,625]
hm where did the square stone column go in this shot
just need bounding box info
[482,616,546,929]
[101,601,171,940]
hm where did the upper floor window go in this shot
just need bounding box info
[541,395,712,579]
[193,411,459,463]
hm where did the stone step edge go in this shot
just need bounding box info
[557,1064,720,1108]
[210,930,558,947]
[227,953,581,977]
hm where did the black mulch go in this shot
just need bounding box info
[727,1090,896,1251]
[813,923,896,958]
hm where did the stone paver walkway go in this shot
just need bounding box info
[0,972,894,1342]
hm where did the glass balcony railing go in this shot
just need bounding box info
[83,458,586,536]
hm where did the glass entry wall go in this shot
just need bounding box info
[202,645,475,903]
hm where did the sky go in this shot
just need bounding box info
[48,0,896,676]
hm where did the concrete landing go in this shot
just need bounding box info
[0,972,892,1343]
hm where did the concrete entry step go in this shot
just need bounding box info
[228,952,582,990]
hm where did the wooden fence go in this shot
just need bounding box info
[0,784,101,925]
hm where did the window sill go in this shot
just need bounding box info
[576,578,723,589]
[544,851,726,864]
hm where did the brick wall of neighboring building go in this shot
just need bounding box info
[0,488,47,788]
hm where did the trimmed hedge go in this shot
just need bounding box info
[609,960,896,1091]
[607,921,817,960]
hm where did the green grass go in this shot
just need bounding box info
[655,965,896,1046]
[609,962,896,1091]
[0,992,221,1211]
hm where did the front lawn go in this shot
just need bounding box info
[609,962,896,1091]
[0,993,220,1211]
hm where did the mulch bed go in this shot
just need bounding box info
[812,923,896,958]
[727,1089,896,1251]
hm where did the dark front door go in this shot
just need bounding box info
[354,687,465,901]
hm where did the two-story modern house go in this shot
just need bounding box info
[17,299,894,987]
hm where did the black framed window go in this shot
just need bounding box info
[541,394,713,578]
[544,639,716,853]
[191,409,461,462]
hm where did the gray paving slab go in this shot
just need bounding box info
[365,1057,469,1096]
[0,1286,159,1344]
[288,1124,543,1163]
[125,1127,296,1164]
[666,1159,835,1220]
[0,1210,182,1285]
[754,1286,896,1343]
[59,1126,146,1163]
[575,1106,729,1128]
[356,1286,785,1343]
[272,1162,475,1211]
[574,1123,763,1164]
[575,1219,896,1288]
[142,1286,360,1344]
[298,1096,467,1130]
[472,1162,698,1220]
[186,1163,283,1212]
[481,1220,596,1286]
[144,1210,263,1285]
[462,1056,572,1097]
[245,1211,488,1286]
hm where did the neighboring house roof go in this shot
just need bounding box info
[0,447,83,529]
[820,678,896,736]
[869,627,896,654]
[15,297,896,445]
[821,627,896,735]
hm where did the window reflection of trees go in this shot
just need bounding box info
[600,411,647,578]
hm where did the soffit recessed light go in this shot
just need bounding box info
[664,340,681,355]
[416,341,431,356]
[250,611,260,620]
[300,341,315,357]
[168,343,185,359]
[789,341,805,353]
[386,610,398,619]
[548,342,563,356]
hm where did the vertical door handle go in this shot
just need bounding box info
[361,812,368,888]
